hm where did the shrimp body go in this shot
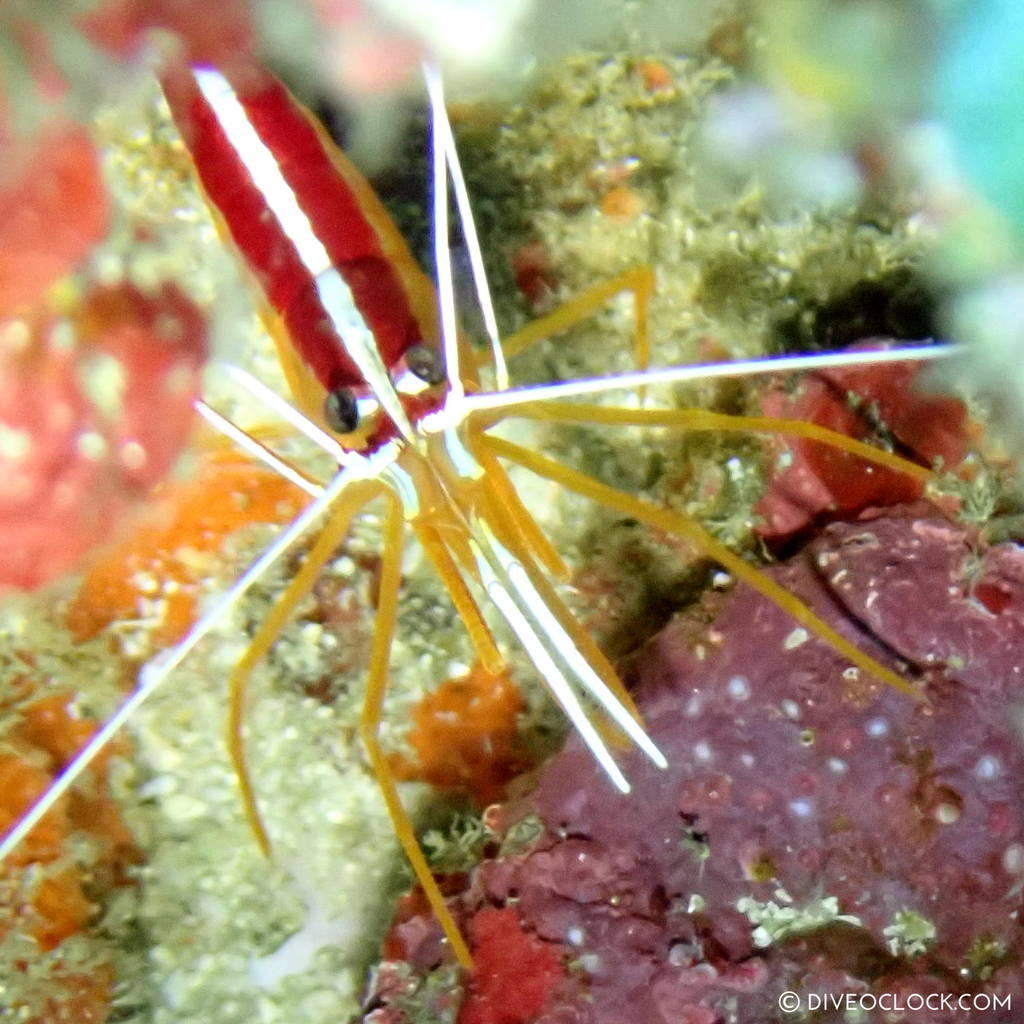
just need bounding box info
[163,63,453,448]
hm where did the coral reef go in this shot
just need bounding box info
[66,451,305,655]
[370,507,1024,1023]
[391,664,532,807]
[755,339,970,543]
[0,125,108,314]
[0,18,213,593]
[0,675,141,1021]
[0,279,208,591]
[3,5,1017,1024]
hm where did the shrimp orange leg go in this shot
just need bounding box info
[226,480,380,856]
[497,265,655,373]
[483,434,921,700]
[222,473,474,967]
[360,490,475,969]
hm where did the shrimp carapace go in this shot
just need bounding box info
[161,61,458,450]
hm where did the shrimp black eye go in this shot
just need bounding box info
[324,387,359,433]
[405,343,446,385]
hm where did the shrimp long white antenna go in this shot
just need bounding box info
[475,551,632,793]
[422,61,509,392]
[504,559,667,768]
[194,400,321,497]
[474,522,665,771]
[0,453,384,864]
[461,343,965,415]
[425,62,464,406]
[223,364,352,463]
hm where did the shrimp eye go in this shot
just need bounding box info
[405,343,446,385]
[324,387,359,433]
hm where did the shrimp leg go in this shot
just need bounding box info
[360,489,474,969]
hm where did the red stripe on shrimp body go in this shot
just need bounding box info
[162,62,425,395]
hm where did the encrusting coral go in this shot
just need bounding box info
[369,505,1024,1023]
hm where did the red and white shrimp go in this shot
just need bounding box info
[0,57,958,974]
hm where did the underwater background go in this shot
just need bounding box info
[1,2,1023,1021]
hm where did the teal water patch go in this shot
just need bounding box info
[935,0,1024,236]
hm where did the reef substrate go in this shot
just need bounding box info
[370,506,1024,1024]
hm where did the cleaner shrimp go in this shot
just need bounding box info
[0,50,959,1005]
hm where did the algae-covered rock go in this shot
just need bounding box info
[374,509,1024,1023]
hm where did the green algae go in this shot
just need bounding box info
[883,908,938,959]
[736,892,863,949]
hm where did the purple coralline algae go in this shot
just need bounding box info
[372,506,1024,1023]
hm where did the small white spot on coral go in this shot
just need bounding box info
[566,925,585,946]
[249,866,359,990]
[740,752,755,768]
[668,940,697,966]
[331,554,357,577]
[80,351,126,419]
[784,628,809,650]
[780,699,800,720]
[1003,844,1024,874]
[164,363,193,397]
[49,319,74,351]
[865,717,889,738]
[727,675,750,700]
[578,953,601,974]
[299,622,324,648]
[131,571,159,596]
[827,758,847,775]
[76,430,108,460]
[164,793,207,821]
[789,798,813,818]
[841,667,860,683]
[1,319,31,351]
[935,802,961,825]
[120,439,147,471]
[693,740,713,763]
[684,694,702,718]
[0,424,31,461]
[975,755,1001,780]
[883,908,936,957]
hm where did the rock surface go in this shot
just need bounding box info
[370,507,1024,1023]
